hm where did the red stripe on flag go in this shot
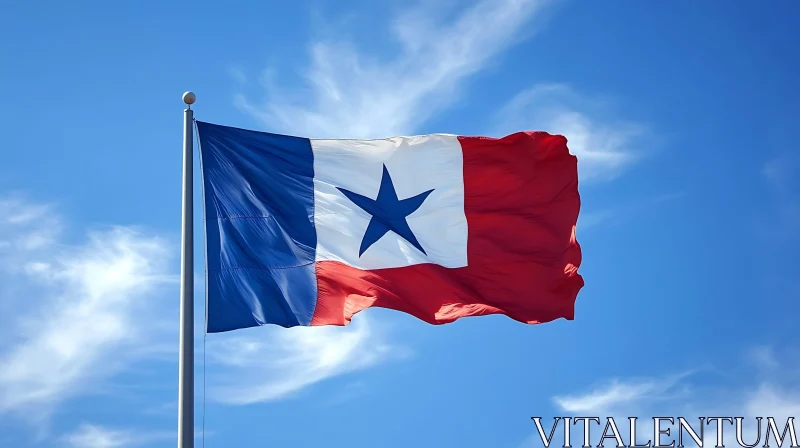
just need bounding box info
[311,132,583,326]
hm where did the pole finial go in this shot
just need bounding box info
[182,91,196,106]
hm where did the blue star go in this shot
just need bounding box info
[337,164,434,257]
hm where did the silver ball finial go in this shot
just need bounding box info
[182,91,196,105]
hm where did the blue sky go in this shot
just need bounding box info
[1,0,799,447]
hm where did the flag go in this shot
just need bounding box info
[195,121,583,333]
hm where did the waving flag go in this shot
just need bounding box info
[195,121,583,333]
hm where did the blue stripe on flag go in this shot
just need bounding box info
[196,121,318,332]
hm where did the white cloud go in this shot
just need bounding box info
[493,84,648,183]
[61,424,174,448]
[0,192,407,432]
[521,348,800,448]
[0,195,61,253]
[236,0,552,139]
[743,384,800,424]
[62,424,137,448]
[235,2,649,186]
[0,196,176,419]
[207,315,405,405]
[554,377,682,415]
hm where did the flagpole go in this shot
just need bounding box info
[178,91,196,448]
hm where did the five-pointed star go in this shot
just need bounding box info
[337,164,434,257]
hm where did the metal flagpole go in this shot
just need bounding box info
[178,91,196,448]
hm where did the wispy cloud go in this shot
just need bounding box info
[207,316,406,405]
[493,84,649,183]
[0,193,406,446]
[552,372,693,416]
[0,196,176,422]
[521,347,800,447]
[63,424,135,448]
[61,424,173,448]
[235,1,650,185]
[236,0,552,138]
[0,194,61,253]
[550,352,800,418]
